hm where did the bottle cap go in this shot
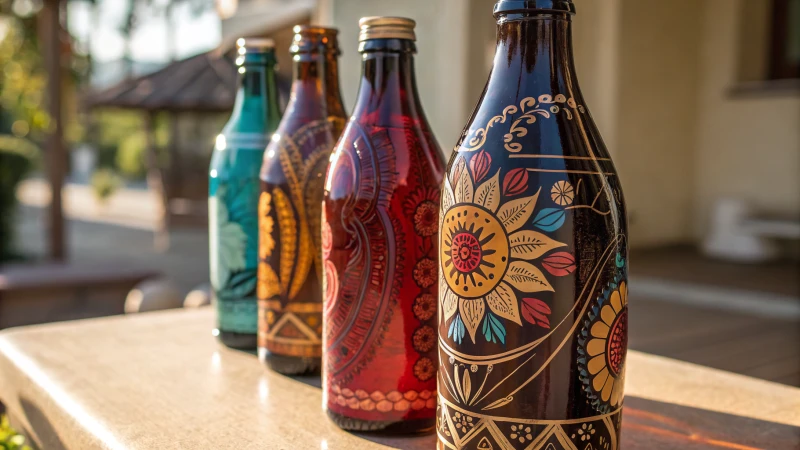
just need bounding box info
[358,17,416,42]
[291,25,340,55]
[493,0,576,16]
[236,37,276,50]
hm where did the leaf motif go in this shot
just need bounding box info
[502,167,529,196]
[474,170,501,213]
[542,251,576,277]
[441,287,459,322]
[521,297,552,329]
[454,165,474,204]
[509,230,567,260]
[289,219,313,300]
[459,298,485,343]
[273,188,296,296]
[486,313,506,344]
[462,368,472,402]
[505,261,554,293]
[484,281,522,325]
[484,396,514,411]
[209,196,247,290]
[441,176,455,217]
[497,188,540,233]
[532,208,566,232]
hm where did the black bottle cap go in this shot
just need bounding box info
[493,0,576,16]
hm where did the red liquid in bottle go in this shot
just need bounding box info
[322,18,445,432]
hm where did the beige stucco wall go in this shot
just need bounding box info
[611,0,702,247]
[329,0,472,153]
[694,0,800,235]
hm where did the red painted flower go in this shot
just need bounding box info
[542,251,576,277]
[413,257,437,288]
[502,168,529,196]
[469,150,491,183]
[413,357,436,381]
[413,293,436,321]
[412,325,436,352]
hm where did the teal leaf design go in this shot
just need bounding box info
[448,314,466,344]
[481,312,507,344]
[532,208,566,232]
[615,252,626,269]
[209,191,248,291]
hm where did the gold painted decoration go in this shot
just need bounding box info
[458,95,585,153]
[272,187,296,297]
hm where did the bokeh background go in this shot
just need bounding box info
[1,0,798,389]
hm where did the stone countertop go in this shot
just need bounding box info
[0,308,798,449]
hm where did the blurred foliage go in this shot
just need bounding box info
[0,414,32,450]
[0,135,36,262]
[91,168,122,202]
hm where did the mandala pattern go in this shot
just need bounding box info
[578,276,628,414]
[324,123,442,422]
[440,152,572,344]
[258,118,345,358]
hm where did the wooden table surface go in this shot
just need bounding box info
[0,308,798,450]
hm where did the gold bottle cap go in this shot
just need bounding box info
[358,16,416,42]
[291,25,340,55]
[236,37,276,50]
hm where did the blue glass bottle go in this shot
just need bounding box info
[210,38,282,349]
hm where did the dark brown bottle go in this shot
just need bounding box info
[437,1,628,449]
[322,17,445,432]
[257,26,347,374]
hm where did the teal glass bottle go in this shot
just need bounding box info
[210,38,282,349]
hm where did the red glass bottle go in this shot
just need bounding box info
[257,26,347,375]
[322,17,445,432]
[436,1,628,449]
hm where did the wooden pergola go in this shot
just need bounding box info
[83,51,241,249]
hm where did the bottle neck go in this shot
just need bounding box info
[229,54,281,131]
[352,39,426,127]
[288,53,346,118]
[489,12,579,98]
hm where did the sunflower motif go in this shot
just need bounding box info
[579,280,628,412]
[440,159,567,343]
[550,180,574,206]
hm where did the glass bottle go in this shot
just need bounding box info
[322,17,445,432]
[258,26,347,374]
[210,39,282,350]
[436,1,628,449]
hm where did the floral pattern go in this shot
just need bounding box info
[412,326,436,352]
[413,258,437,288]
[413,293,436,321]
[414,357,435,381]
[551,180,574,206]
[579,277,628,413]
[509,424,533,444]
[209,188,247,290]
[404,187,440,237]
[440,154,574,344]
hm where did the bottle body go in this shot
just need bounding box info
[436,4,628,449]
[322,24,445,432]
[258,27,347,374]
[211,43,282,349]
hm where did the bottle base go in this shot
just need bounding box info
[262,351,320,375]
[326,409,435,433]
[215,330,257,350]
